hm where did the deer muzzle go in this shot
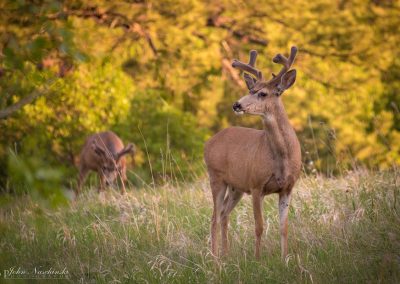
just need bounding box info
[232,102,244,114]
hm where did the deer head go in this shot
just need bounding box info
[92,140,135,185]
[232,46,297,117]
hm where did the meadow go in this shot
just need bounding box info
[1,169,399,283]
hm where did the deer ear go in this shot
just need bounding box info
[92,141,105,157]
[280,69,296,91]
[117,143,135,160]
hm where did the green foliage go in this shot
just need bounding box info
[115,91,207,183]
[7,150,68,207]
[1,0,85,71]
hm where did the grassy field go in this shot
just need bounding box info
[0,170,399,283]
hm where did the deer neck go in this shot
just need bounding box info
[262,99,292,159]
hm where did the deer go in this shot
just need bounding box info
[204,46,301,260]
[76,131,135,196]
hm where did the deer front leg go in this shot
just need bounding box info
[98,172,106,193]
[221,187,243,256]
[252,191,264,259]
[210,178,227,257]
[279,192,291,259]
[76,166,89,198]
[119,165,127,195]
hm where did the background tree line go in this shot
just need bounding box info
[1,0,399,194]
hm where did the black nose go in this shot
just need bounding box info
[232,102,242,112]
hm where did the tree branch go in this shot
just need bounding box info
[0,80,55,120]
[207,14,268,46]
[48,7,158,56]
[222,58,246,89]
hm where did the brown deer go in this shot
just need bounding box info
[204,46,301,259]
[77,131,135,196]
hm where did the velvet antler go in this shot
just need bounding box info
[232,50,263,89]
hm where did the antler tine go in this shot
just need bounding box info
[248,50,257,67]
[288,46,298,66]
[232,60,262,80]
[242,50,259,90]
[232,50,263,80]
[271,46,298,80]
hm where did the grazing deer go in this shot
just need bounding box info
[204,46,301,259]
[76,131,135,196]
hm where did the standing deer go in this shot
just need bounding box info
[77,131,135,196]
[204,46,301,259]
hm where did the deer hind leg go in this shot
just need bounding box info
[279,192,291,259]
[252,191,265,259]
[210,178,227,257]
[221,186,243,256]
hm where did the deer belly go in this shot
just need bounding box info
[225,167,271,193]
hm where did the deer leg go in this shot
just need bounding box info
[279,192,291,259]
[98,173,106,193]
[221,187,243,256]
[252,191,264,259]
[120,166,127,195]
[76,166,89,197]
[210,178,227,257]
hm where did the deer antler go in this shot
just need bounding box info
[243,50,259,90]
[268,46,297,84]
[232,50,263,87]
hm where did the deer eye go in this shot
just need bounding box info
[258,91,267,97]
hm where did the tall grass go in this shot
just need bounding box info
[0,169,399,283]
